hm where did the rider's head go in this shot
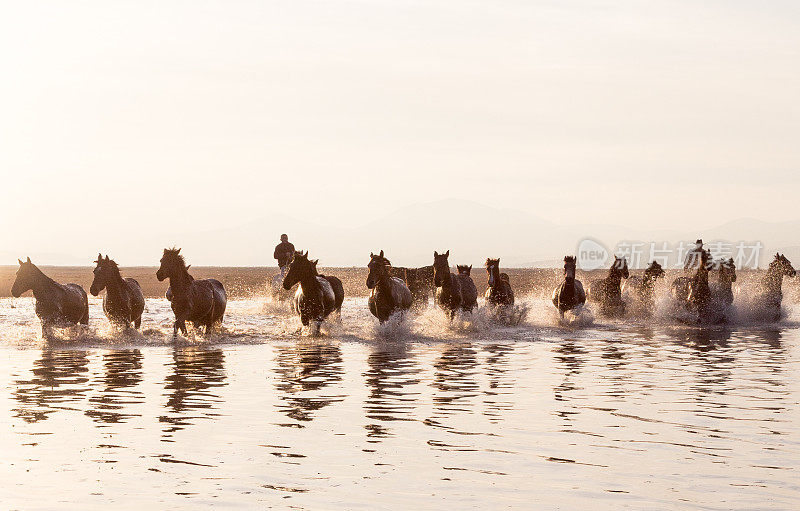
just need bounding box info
[695,239,703,247]
[280,234,288,242]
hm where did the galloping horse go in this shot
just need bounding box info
[709,258,737,306]
[11,257,89,337]
[367,250,412,323]
[433,250,478,320]
[282,251,345,330]
[686,249,714,322]
[389,265,434,306]
[755,253,796,321]
[90,254,145,329]
[485,258,514,308]
[587,256,629,316]
[622,260,665,316]
[552,256,586,316]
[157,248,227,339]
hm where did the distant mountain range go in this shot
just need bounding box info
[5,199,798,268]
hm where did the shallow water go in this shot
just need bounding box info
[1,295,799,509]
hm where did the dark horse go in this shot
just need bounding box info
[587,256,629,316]
[485,258,514,308]
[156,248,227,339]
[432,250,478,320]
[622,260,665,317]
[367,250,412,323]
[11,257,89,337]
[755,253,796,321]
[282,251,345,331]
[90,254,145,330]
[389,265,434,307]
[551,256,586,316]
[710,258,737,307]
[685,249,713,322]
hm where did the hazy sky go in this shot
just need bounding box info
[1,1,799,264]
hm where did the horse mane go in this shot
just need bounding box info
[97,256,122,279]
[164,248,193,280]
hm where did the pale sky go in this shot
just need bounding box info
[1,1,799,264]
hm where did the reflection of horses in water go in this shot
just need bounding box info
[366,250,412,323]
[90,254,145,330]
[389,265,434,307]
[551,256,586,317]
[753,253,796,321]
[622,261,665,317]
[273,342,343,423]
[282,251,344,332]
[587,256,629,316]
[157,248,227,340]
[11,257,89,338]
[432,250,478,320]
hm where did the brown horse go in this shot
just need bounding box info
[282,251,345,330]
[755,253,796,321]
[90,254,145,330]
[389,265,434,306]
[11,257,89,337]
[710,258,737,307]
[622,260,665,317]
[156,248,227,339]
[685,249,713,322]
[587,256,629,316]
[367,250,412,323]
[485,258,514,308]
[551,256,586,316]
[433,250,478,320]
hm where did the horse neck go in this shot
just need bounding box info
[104,268,128,300]
[376,268,394,294]
[606,269,622,286]
[298,266,320,292]
[168,267,194,294]
[29,268,62,300]
[762,265,783,291]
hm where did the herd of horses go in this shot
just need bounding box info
[7,246,798,339]
[552,251,796,323]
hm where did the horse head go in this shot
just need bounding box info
[366,250,391,289]
[717,257,737,283]
[11,257,36,297]
[644,260,665,281]
[433,250,450,287]
[157,248,187,282]
[775,253,796,278]
[563,256,577,280]
[90,253,118,296]
[486,258,500,287]
[456,265,472,276]
[283,251,317,290]
[611,256,629,279]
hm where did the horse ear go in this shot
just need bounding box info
[312,259,319,265]
[97,253,102,261]
[370,252,374,258]
[176,248,181,255]
[379,250,384,258]
[445,250,449,257]
[18,259,23,266]
[434,251,438,257]
[26,257,31,263]
[469,265,472,270]
[186,264,191,270]
[105,255,110,261]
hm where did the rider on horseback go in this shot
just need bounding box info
[274,234,295,277]
[684,239,706,272]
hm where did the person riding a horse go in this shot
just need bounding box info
[274,234,295,277]
[684,239,705,272]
